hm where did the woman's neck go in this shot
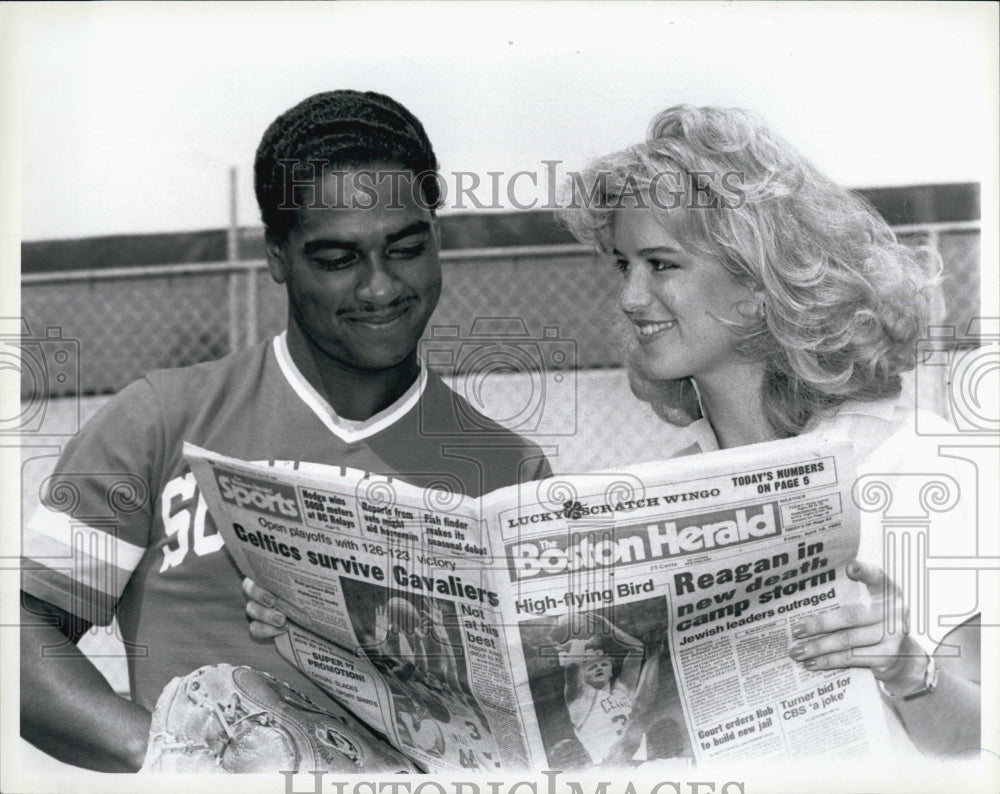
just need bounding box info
[694,366,780,450]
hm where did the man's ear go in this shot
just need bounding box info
[265,232,288,285]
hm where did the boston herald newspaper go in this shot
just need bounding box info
[183,436,890,772]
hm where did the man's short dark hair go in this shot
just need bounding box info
[254,90,442,239]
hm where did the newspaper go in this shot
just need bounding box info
[183,435,891,772]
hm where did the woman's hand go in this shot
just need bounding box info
[790,563,982,754]
[788,560,928,691]
[242,577,288,640]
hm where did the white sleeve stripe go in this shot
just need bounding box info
[22,534,135,601]
[26,505,146,571]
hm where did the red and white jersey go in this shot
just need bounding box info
[22,333,550,709]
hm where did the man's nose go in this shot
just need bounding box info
[356,256,402,304]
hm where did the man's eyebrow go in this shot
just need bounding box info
[303,239,358,255]
[385,221,431,245]
[301,221,431,255]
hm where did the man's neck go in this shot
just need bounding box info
[285,326,420,422]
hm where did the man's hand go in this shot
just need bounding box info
[426,602,450,643]
[555,638,591,668]
[373,604,389,644]
[243,577,288,640]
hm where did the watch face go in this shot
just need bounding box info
[879,656,937,700]
[910,656,939,700]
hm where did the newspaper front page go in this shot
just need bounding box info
[183,436,890,772]
[489,439,890,769]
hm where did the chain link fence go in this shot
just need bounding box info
[18,222,983,472]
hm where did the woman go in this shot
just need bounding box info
[247,104,981,762]
[558,104,980,758]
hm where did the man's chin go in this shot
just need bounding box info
[349,349,420,375]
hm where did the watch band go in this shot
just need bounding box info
[877,655,938,701]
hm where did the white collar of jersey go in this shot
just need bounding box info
[273,332,427,443]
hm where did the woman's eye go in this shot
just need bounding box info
[650,259,678,272]
[614,258,630,274]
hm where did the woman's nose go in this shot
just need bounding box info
[619,264,652,314]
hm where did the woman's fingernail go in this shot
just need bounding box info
[803,660,817,670]
[847,562,858,577]
[791,624,806,638]
[789,644,806,659]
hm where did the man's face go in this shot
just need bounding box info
[267,165,442,374]
[582,653,613,688]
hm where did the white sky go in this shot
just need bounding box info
[3,2,997,242]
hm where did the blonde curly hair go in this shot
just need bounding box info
[561,105,943,436]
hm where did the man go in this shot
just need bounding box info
[368,597,461,692]
[20,90,551,771]
[558,631,642,766]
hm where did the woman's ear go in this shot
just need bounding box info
[751,284,767,322]
[265,232,288,285]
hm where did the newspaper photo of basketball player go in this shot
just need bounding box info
[519,599,692,770]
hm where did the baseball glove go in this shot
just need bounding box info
[140,663,419,774]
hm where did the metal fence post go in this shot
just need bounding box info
[226,272,240,353]
[226,166,240,352]
[246,263,259,347]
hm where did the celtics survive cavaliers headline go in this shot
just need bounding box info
[231,522,499,606]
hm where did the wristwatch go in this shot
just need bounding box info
[877,655,939,701]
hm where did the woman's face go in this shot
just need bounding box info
[613,206,756,385]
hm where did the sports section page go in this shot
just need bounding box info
[184,436,889,772]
